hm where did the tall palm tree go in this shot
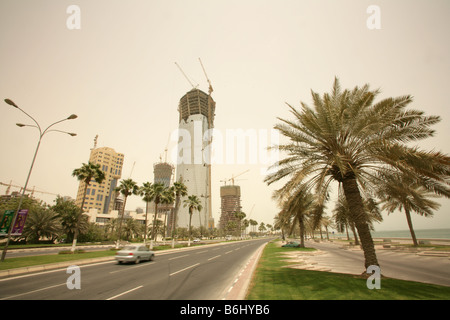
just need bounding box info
[183,195,203,246]
[145,183,174,249]
[71,162,105,251]
[249,219,258,234]
[139,182,154,244]
[333,193,359,244]
[265,78,450,269]
[171,180,188,247]
[377,173,440,246]
[235,211,246,238]
[162,186,175,243]
[275,184,317,247]
[115,178,139,247]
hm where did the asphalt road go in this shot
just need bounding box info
[305,241,450,287]
[0,238,270,300]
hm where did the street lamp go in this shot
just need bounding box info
[1,98,78,262]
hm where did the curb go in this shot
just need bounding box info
[222,242,268,300]
[0,256,115,278]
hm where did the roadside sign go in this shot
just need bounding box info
[12,209,28,236]
[0,210,15,236]
[0,209,29,236]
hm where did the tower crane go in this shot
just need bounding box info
[175,62,198,89]
[199,57,213,95]
[0,181,58,197]
[228,169,250,185]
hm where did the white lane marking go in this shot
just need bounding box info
[106,285,144,300]
[208,255,221,261]
[0,283,66,300]
[169,263,200,276]
[168,254,189,260]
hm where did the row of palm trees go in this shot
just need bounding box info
[266,78,450,270]
[71,163,203,250]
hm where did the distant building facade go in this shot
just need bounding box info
[75,146,124,214]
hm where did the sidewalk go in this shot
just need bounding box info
[277,239,450,287]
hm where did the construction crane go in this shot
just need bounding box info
[128,161,136,179]
[199,57,213,95]
[175,62,198,89]
[247,204,255,219]
[198,57,215,131]
[222,169,250,186]
[0,181,58,197]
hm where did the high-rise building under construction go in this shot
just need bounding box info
[219,185,241,231]
[175,88,215,229]
[153,161,175,236]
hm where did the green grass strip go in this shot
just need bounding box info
[246,241,450,300]
[0,250,117,271]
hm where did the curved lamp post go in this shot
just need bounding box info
[1,99,77,262]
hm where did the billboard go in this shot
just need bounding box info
[0,210,15,235]
[0,209,29,236]
[12,209,29,236]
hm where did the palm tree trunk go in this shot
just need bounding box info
[188,210,193,247]
[405,208,419,247]
[351,223,360,245]
[298,214,306,248]
[71,181,89,252]
[116,196,127,249]
[150,201,159,249]
[342,177,379,269]
[144,201,149,245]
[171,195,181,248]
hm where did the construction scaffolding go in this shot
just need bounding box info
[218,185,242,231]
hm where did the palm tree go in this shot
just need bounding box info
[171,180,188,247]
[275,184,317,247]
[377,173,440,246]
[144,183,174,249]
[139,182,154,245]
[71,162,105,251]
[333,193,359,244]
[235,211,246,238]
[249,219,258,235]
[265,78,450,269]
[183,195,203,246]
[22,206,62,243]
[115,178,139,247]
[162,186,175,243]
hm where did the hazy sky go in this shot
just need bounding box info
[1,0,449,232]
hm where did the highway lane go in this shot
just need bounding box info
[0,238,270,300]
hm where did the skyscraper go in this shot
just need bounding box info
[175,88,215,229]
[153,161,175,236]
[75,146,124,214]
[219,185,242,231]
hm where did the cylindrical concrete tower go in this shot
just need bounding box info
[175,88,215,230]
[153,162,174,187]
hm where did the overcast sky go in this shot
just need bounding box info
[1,0,449,232]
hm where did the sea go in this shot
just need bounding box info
[370,228,450,240]
[328,228,450,240]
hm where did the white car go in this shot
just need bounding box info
[115,245,155,264]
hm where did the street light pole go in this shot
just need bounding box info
[1,99,77,262]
